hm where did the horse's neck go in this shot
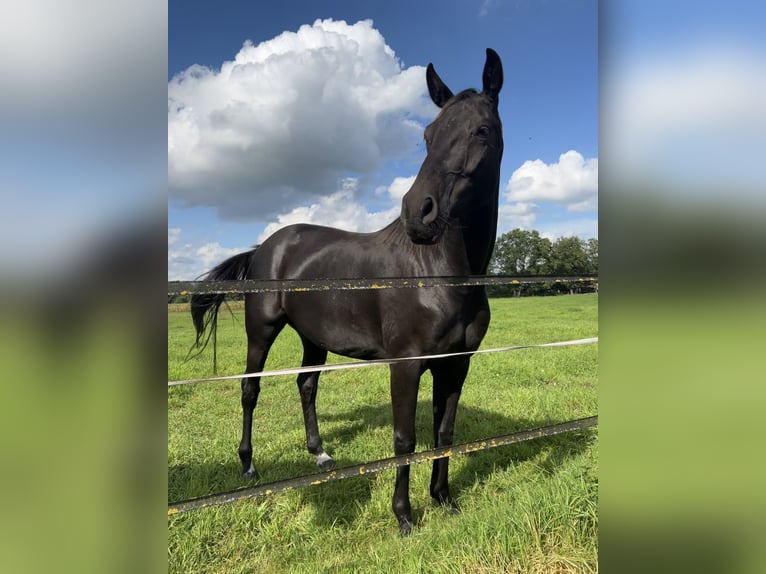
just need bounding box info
[453,214,496,275]
[456,188,499,275]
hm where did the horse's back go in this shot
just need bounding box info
[248,223,380,280]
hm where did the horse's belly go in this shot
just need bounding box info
[284,291,387,359]
[283,288,490,360]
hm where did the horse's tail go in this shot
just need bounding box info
[188,249,255,371]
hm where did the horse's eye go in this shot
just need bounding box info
[476,125,490,139]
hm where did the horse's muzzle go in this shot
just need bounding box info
[402,188,443,244]
[403,220,440,244]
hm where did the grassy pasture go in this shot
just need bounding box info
[168,294,598,573]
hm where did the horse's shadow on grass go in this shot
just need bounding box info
[168,400,595,530]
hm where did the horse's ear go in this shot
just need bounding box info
[482,48,503,101]
[427,63,454,108]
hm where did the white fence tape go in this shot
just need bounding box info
[168,337,598,387]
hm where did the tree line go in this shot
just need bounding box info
[487,229,598,297]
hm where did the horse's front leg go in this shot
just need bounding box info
[389,360,424,535]
[429,357,470,510]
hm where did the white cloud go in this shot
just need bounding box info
[257,177,401,242]
[168,19,432,221]
[497,202,541,234]
[537,219,599,242]
[168,231,248,280]
[505,150,598,212]
[375,175,416,201]
[478,0,498,18]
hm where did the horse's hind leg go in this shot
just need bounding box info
[239,317,286,480]
[297,337,334,471]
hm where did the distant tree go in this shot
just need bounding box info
[585,238,598,275]
[489,229,552,276]
[549,236,590,276]
[487,229,598,297]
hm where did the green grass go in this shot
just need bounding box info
[168,294,598,573]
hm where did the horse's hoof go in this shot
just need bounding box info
[398,518,414,537]
[315,452,336,471]
[242,462,259,481]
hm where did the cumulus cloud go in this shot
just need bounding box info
[168,232,249,281]
[257,178,401,242]
[537,219,599,242]
[505,150,598,212]
[497,202,541,233]
[375,175,416,201]
[168,19,432,221]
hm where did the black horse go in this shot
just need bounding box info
[191,49,504,534]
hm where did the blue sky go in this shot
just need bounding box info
[168,0,598,279]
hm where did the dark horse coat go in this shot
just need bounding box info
[192,49,504,534]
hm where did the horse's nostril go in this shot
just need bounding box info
[421,196,438,225]
[421,198,433,218]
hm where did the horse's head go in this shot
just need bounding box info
[401,49,504,245]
